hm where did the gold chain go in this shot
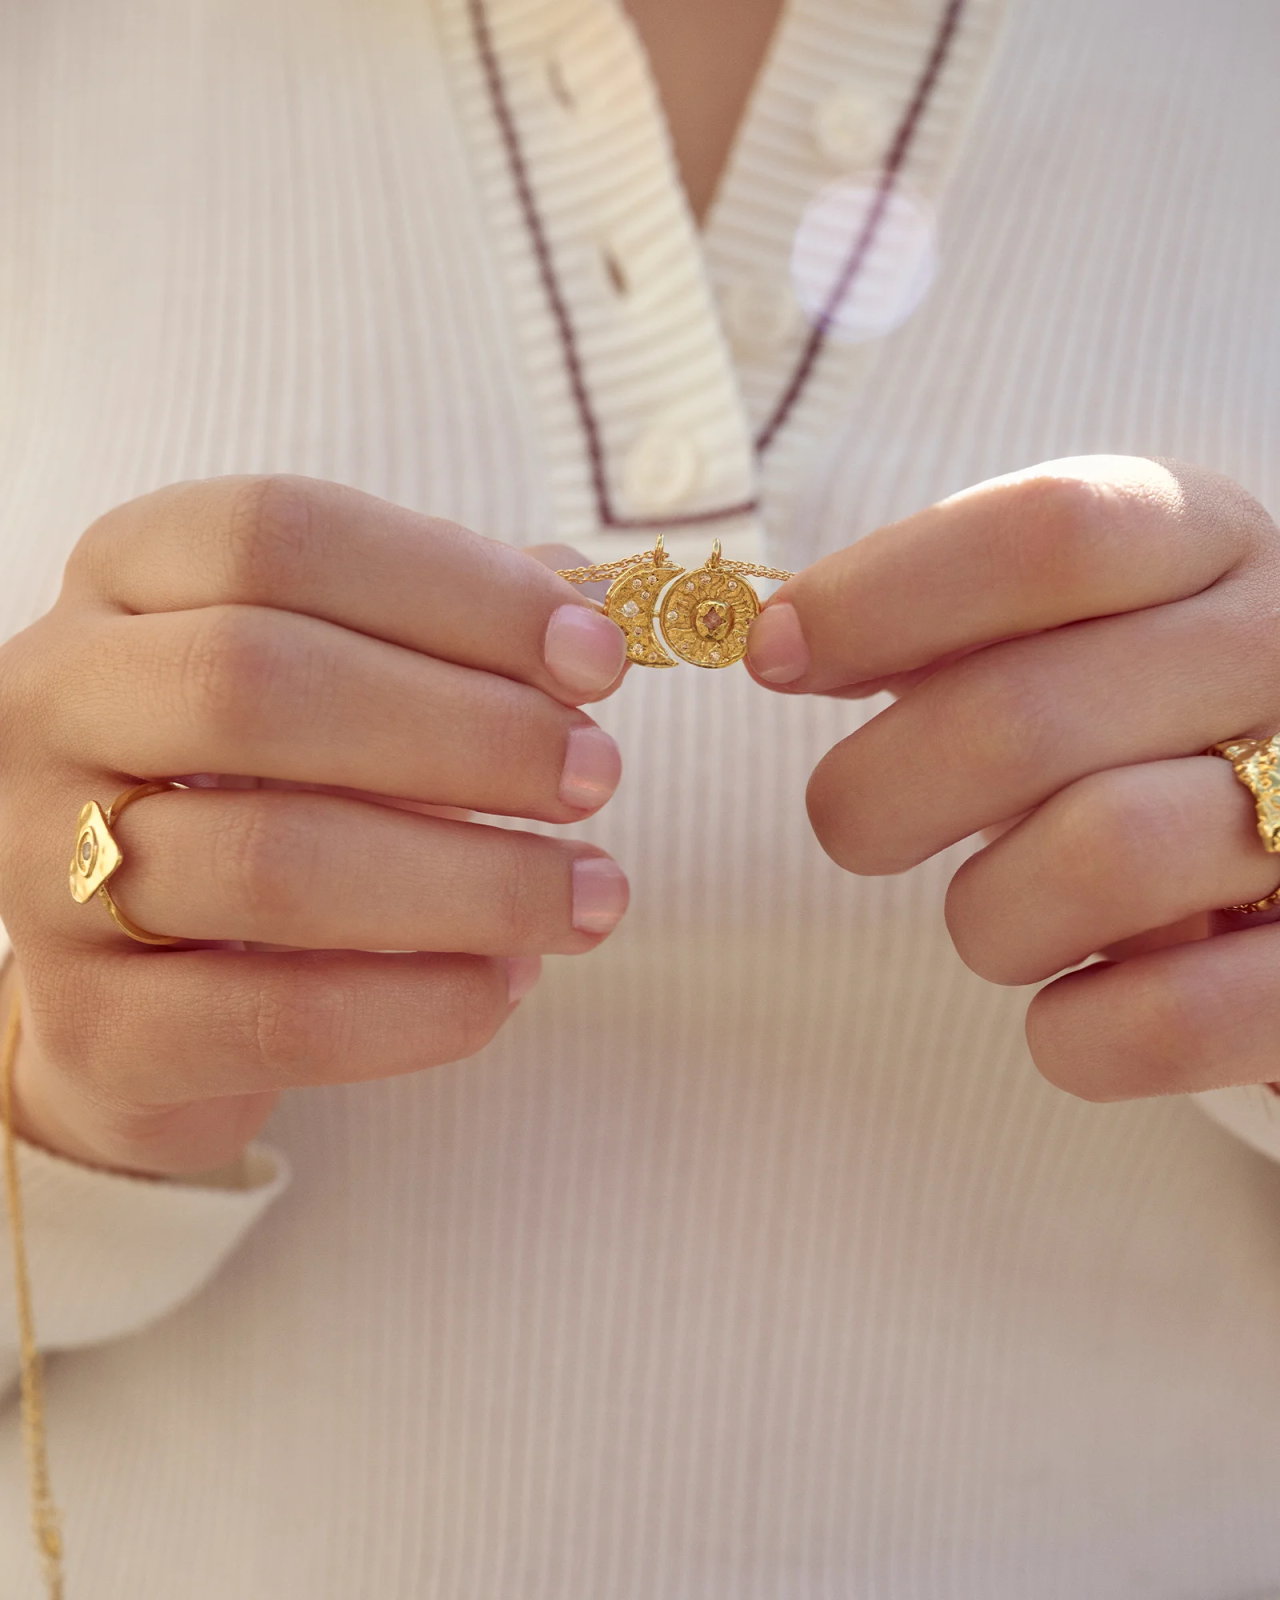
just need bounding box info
[556,540,793,588]
[2,982,66,1598]
[718,560,795,583]
[554,551,658,585]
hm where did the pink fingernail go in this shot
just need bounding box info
[559,724,622,812]
[507,955,543,1005]
[571,856,629,936]
[508,953,544,1004]
[747,602,809,684]
[544,605,627,694]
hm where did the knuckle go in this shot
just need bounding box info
[212,794,313,926]
[241,964,351,1081]
[1192,467,1278,565]
[465,680,561,802]
[62,499,137,593]
[493,842,547,948]
[494,691,554,769]
[177,605,286,741]
[998,470,1125,585]
[992,458,1196,596]
[221,475,317,599]
[1055,769,1164,895]
[0,619,57,768]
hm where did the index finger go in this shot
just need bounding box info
[746,457,1268,695]
[66,475,627,704]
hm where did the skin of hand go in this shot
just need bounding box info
[0,477,632,1176]
[745,455,1280,1102]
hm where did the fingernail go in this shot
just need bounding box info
[747,602,809,684]
[507,954,543,1005]
[559,724,622,812]
[544,605,627,694]
[571,856,629,936]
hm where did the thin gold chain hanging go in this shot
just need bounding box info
[716,557,796,583]
[554,537,794,590]
[557,534,793,671]
[551,550,656,586]
[2,982,66,1598]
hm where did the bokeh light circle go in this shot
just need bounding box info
[790,178,937,344]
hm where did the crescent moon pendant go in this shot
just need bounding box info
[605,560,685,667]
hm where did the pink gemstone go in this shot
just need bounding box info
[697,601,734,638]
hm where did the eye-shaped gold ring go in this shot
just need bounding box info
[69,782,185,946]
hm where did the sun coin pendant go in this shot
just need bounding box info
[658,562,759,668]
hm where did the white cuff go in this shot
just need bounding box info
[1,1132,288,1361]
[0,921,289,1371]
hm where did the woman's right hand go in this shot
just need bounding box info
[0,476,631,1177]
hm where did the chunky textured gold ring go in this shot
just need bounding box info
[68,782,185,945]
[557,533,793,670]
[1209,735,1280,913]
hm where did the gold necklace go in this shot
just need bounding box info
[557,534,793,670]
[2,981,66,1597]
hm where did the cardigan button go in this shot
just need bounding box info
[811,87,890,170]
[620,426,702,512]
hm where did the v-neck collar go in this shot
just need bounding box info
[439,0,1008,562]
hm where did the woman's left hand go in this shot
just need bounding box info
[746,456,1280,1101]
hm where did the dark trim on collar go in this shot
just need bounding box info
[754,0,968,454]
[469,0,964,521]
[469,0,758,533]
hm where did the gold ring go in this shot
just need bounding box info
[69,782,185,945]
[1209,736,1280,912]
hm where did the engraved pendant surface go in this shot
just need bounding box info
[69,800,123,903]
[604,553,685,667]
[588,536,777,669]
[1217,738,1280,852]
[659,563,759,668]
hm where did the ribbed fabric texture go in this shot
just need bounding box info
[4,1,1280,1596]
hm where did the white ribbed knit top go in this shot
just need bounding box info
[4,1,1280,1595]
